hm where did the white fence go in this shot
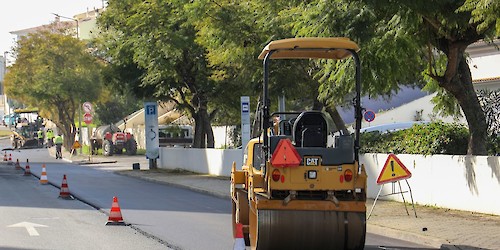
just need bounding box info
[158,148,500,215]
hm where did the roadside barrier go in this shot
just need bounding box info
[58,175,74,200]
[233,223,245,250]
[106,196,126,226]
[40,164,48,185]
[23,160,31,176]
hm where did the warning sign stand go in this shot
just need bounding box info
[367,154,417,219]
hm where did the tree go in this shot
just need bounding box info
[186,0,348,134]
[4,27,103,150]
[97,0,219,148]
[365,0,499,155]
[279,0,499,155]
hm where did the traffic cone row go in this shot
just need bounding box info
[58,174,74,200]
[15,157,128,226]
[39,164,48,185]
[7,154,12,165]
[23,159,31,176]
[15,159,21,170]
[106,196,126,226]
[233,223,245,250]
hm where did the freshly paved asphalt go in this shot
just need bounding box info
[64,151,500,250]
[2,137,499,249]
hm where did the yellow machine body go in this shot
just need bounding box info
[231,37,367,249]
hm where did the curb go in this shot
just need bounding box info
[122,171,452,248]
[366,223,447,248]
[114,171,230,200]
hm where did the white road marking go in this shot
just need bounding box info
[8,221,48,236]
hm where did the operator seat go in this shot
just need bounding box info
[292,111,328,147]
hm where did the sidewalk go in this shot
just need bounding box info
[62,151,499,250]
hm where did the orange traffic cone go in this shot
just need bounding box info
[7,154,13,165]
[58,175,74,200]
[40,164,48,185]
[233,223,245,250]
[15,159,21,170]
[106,196,126,226]
[23,159,31,176]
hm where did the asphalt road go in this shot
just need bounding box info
[0,162,169,250]
[0,138,435,249]
[3,147,231,250]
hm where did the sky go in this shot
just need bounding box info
[0,0,105,57]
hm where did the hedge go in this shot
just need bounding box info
[359,122,498,155]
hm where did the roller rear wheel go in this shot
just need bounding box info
[249,206,365,250]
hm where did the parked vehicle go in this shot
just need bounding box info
[158,125,193,147]
[90,124,137,156]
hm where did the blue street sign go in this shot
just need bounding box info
[144,102,159,159]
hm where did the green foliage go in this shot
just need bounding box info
[4,25,104,149]
[460,0,500,34]
[360,122,469,155]
[94,93,142,125]
[94,0,498,153]
[96,0,221,147]
[187,0,322,117]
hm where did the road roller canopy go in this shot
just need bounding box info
[258,37,360,60]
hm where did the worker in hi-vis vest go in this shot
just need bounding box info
[46,129,54,147]
[54,134,63,159]
[37,129,44,147]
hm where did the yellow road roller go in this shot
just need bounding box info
[231,37,367,249]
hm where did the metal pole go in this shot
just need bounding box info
[3,51,10,129]
[78,105,82,155]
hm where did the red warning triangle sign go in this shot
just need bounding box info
[377,154,412,184]
[270,139,302,167]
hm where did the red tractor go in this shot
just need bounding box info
[90,124,137,156]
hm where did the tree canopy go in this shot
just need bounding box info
[198,0,499,154]
[4,27,104,149]
[97,0,221,148]
[355,0,499,155]
[96,0,499,153]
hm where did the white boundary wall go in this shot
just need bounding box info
[158,148,500,215]
[159,148,242,176]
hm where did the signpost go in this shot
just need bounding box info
[144,102,159,169]
[368,154,417,219]
[241,96,250,159]
[82,102,93,113]
[83,113,92,125]
[376,154,412,184]
[363,110,375,123]
[82,102,93,161]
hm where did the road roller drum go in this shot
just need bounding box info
[251,210,365,249]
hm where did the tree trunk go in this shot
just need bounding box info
[191,98,214,148]
[315,99,349,135]
[324,105,349,135]
[202,108,215,148]
[439,48,487,155]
